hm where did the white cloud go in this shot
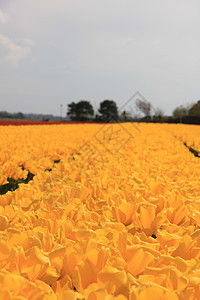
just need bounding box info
[0,34,34,66]
[22,38,35,46]
[14,38,35,46]
[0,10,8,23]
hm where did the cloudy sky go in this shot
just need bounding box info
[0,0,200,116]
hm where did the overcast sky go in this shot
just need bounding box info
[0,0,200,116]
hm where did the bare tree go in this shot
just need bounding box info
[135,99,152,118]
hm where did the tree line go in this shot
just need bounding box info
[67,100,119,122]
[169,100,200,124]
[172,101,200,118]
[67,99,200,123]
[67,99,165,122]
[0,111,25,119]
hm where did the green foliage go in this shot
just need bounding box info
[173,105,188,118]
[67,101,94,121]
[97,100,118,122]
[188,101,200,117]
[183,142,200,158]
[0,171,35,195]
[0,111,25,119]
[172,103,196,118]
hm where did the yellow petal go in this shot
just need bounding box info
[73,259,97,292]
[139,287,163,300]
[140,206,155,229]
[0,215,8,231]
[40,266,60,285]
[98,266,127,294]
[57,290,84,300]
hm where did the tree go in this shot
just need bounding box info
[173,106,186,118]
[119,110,134,122]
[0,111,25,119]
[15,112,25,119]
[97,100,118,122]
[172,103,194,118]
[173,106,187,118]
[154,108,164,117]
[67,102,78,121]
[188,101,200,117]
[135,99,151,118]
[152,108,164,122]
[67,100,94,121]
[0,111,10,119]
[172,103,196,122]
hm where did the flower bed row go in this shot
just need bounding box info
[0,120,97,126]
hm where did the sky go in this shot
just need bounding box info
[0,0,200,116]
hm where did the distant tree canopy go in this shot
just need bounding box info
[173,105,188,118]
[188,101,200,117]
[172,103,194,118]
[119,110,134,122]
[97,100,118,122]
[151,108,165,122]
[0,111,25,119]
[67,100,94,121]
[67,102,77,120]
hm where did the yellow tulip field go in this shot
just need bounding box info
[1,123,200,299]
